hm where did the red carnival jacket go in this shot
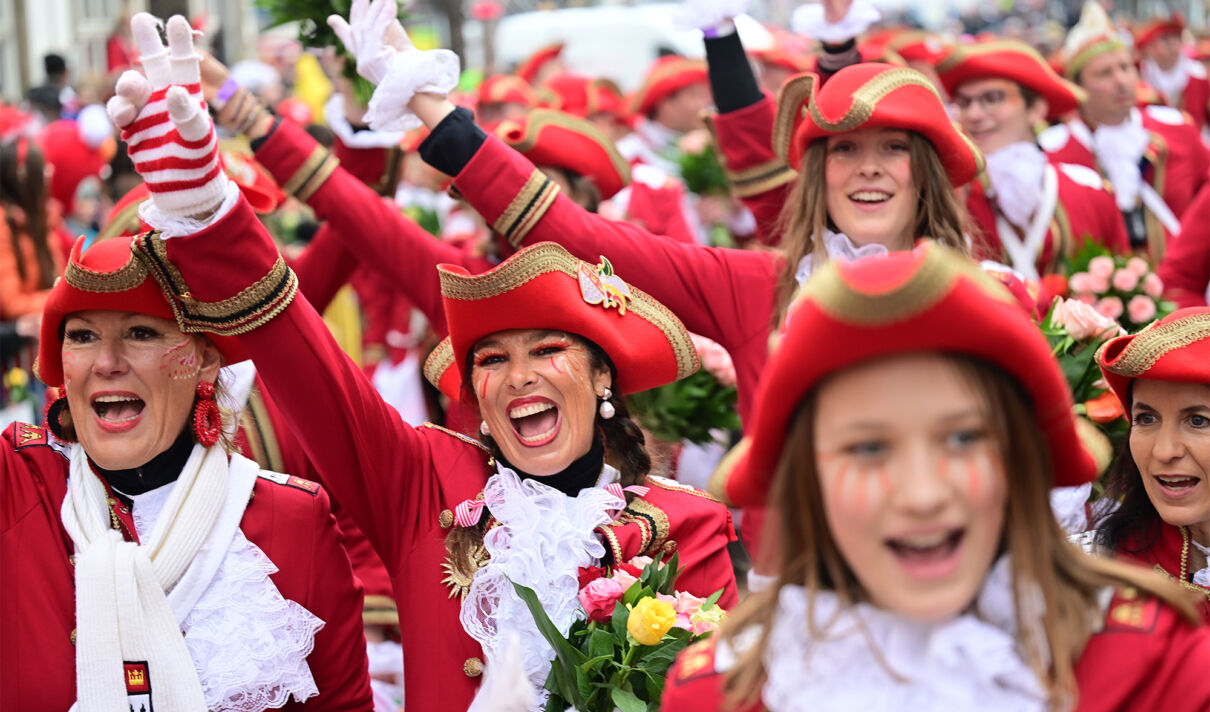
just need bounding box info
[1157,184,1210,309]
[1115,521,1210,623]
[140,197,739,712]
[0,422,373,710]
[660,588,1210,711]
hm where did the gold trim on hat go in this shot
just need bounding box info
[502,109,631,191]
[65,240,150,293]
[772,73,819,165]
[798,243,1016,325]
[1066,38,1126,80]
[132,231,298,336]
[423,340,456,392]
[934,40,1088,107]
[1099,312,1210,378]
[431,243,699,387]
[96,199,147,243]
[631,58,708,114]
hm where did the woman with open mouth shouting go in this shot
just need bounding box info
[100,12,738,712]
[661,244,1210,711]
[0,19,373,711]
[1094,307,1210,621]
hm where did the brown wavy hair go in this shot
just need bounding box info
[773,132,974,326]
[718,355,1199,710]
[0,139,56,290]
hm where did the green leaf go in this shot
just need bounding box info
[611,600,630,641]
[700,588,723,611]
[509,579,587,706]
[611,687,648,712]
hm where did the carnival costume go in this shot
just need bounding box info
[662,244,1210,711]
[1096,307,1210,620]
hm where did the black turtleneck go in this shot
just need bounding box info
[95,427,195,498]
[498,438,605,496]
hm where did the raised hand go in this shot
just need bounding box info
[326,0,460,131]
[107,13,229,221]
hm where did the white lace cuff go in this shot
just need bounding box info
[364,49,461,132]
[792,0,880,43]
[674,0,749,33]
[141,179,241,239]
[324,93,406,148]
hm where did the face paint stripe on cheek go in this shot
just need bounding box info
[479,371,491,401]
[965,456,982,499]
[549,357,564,375]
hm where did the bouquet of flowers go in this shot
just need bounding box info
[626,335,740,447]
[512,554,725,712]
[1060,240,1173,332]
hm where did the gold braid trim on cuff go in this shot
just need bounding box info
[283,146,340,202]
[493,170,560,247]
[132,231,298,336]
[597,524,624,566]
[726,159,798,198]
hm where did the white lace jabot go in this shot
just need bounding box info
[460,464,625,709]
[760,557,1049,712]
[795,230,890,285]
[130,478,323,712]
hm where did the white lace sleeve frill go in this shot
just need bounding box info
[363,48,461,132]
[460,465,625,702]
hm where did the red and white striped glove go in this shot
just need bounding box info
[107,13,230,222]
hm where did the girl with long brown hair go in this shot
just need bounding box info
[0,138,66,319]
[661,244,1210,711]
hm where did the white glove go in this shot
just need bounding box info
[792,0,881,44]
[328,0,460,131]
[107,13,235,229]
[673,0,750,34]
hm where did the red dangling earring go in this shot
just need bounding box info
[192,381,222,448]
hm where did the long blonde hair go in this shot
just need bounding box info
[773,132,974,325]
[720,355,1200,710]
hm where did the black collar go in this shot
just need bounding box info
[94,427,195,498]
[499,438,605,496]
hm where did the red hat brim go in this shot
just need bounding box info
[718,243,1095,507]
[496,110,630,200]
[38,235,248,387]
[1097,307,1210,412]
[1134,17,1184,51]
[936,40,1087,120]
[516,43,564,84]
[423,242,698,403]
[478,75,537,110]
[772,63,983,187]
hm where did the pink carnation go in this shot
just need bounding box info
[579,577,625,623]
[1095,296,1124,320]
[1088,256,1116,279]
[1142,272,1164,298]
[1111,268,1139,293]
[1127,295,1158,324]
[1126,256,1151,277]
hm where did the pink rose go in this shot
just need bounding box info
[1127,295,1158,325]
[1077,293,1097,305]
[1142,272,1164,298]
[1053,297,1120,341]
[609,568,638,593]
[1095,296,1124,320]
[1068,271,1094,295]
[1088,256,1116,279]
[673,590,707,615]
[1087,272,1110,294]
[578,577,625,623]
[1111,268,1139,292]
[1126,256,1151,277]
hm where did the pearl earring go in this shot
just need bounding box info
[480,420,491,437]
[599,387,615,420]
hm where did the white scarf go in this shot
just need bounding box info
[760,557,1050,712]
[986,142,1049,233]
[460,465,623,710]
[1091,112,1150,212]
[1140,56,1197,106]
[990,156,1058,282]
[795,230,890,285]
[62,443,322,711]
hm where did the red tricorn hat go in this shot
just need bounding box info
[1133,15,1184,51]
[495,110,630,199]
[37,236,248,388]
[716,243,1095,507]
[515,42,565,85]
[424,242,699,402]
[1097,307,1210,412]
[630,56,709,118]
[772,62,984,187]
[936,40,1087,120]
[866,28,949,66]
[539,73,627,120]
[477,75,537,110]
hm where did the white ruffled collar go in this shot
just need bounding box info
[985,142,1049,231]
[795,230,890,285]
[1090,109,1149,211]
[1140,56,1197,104]
[760,557,1051,712]
[129,473,323,711]
[460,464,625,709]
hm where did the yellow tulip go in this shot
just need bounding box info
[627,597,677,645]
[4,367,27,390]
